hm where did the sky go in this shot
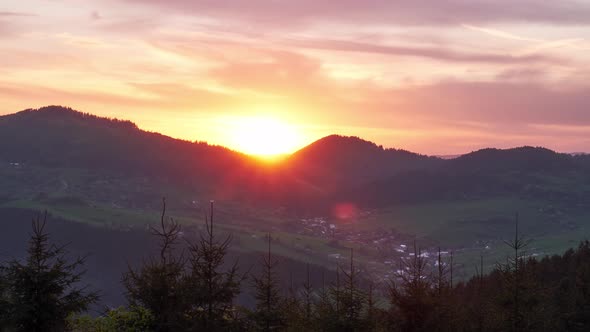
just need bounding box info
[1,0,590,155]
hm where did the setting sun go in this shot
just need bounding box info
[227,116,305,157]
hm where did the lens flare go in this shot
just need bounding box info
[332,202,358,221]
[228,116,304,157]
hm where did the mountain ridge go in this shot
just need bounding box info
[2,106,578,160]
[2,105,589,212]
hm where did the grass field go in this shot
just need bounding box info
[361,197,587,245]
[0,197,355,272]
[4,162,590,281]
[4,193,590,279]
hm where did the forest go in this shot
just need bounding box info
[2,201,590,332]
[2,108,590,331]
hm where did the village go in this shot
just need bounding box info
[289,214,455,282]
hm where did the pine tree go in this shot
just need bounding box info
[123,198,188,332]
[301,264,314,329]
[472,254,487,332]
[283,272,303,331]
[316,250,368,332]
[186,200,243,330]
[495,213,543,332]
[339,248,367,331]
[252,234,285,331]
[567,241,590,331]
[365,282,379,332]
[315,268,338,331]
[432,247,453,332]
[388,241,434,332]
[0,267,8,328]
[0,213,98,332]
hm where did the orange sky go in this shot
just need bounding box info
[1,1,590,155]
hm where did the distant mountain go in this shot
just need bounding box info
[2,106,590,213]
[447,147,577,174]
[436,154,463,160]
[0,106,294,208]
[0,106,330,210]
[285,135,441,190]
[0,106,248,180]
[348,146,590,207]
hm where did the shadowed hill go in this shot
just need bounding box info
[2,106,590,212]
[0,107,439,211]
[346,145,590,207]
[448,146,577,174]
[0,106,333,212]
[0,106,263,191]
[285,134,442,190]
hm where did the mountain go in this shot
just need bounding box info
[0,107,336,212]
[285,135,441,190]
[4,106,590,314]
[0,107,441,212]
[447,146,578,174]
[2,106,590,213]
[348,146,590,207]
[0,106,250,182]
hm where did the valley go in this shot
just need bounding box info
[2,106,590,309]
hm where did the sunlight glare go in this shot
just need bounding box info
[228,116,304,157]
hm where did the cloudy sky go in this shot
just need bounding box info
[1,0,590,155]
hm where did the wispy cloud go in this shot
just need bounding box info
[462,24,541,42]
[1,0,590,153]
[120,0,590,26]
[285,38,563,64]
[0,11,35,17]
[463,23,590,54]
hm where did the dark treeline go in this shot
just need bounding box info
[8,106,590,217]
[2,206,590,331]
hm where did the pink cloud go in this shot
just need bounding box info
[200,46,589,127]
[0,82,155,109]
[0,11,35,17]
[208,50,324,97]
[195,46,590,132]
[120,0,590,26]
[128,82,245,109]
[2,0,590,154]
[285,38,563,64]
[360,81,583,134]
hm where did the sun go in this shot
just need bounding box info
[228,116,304,158]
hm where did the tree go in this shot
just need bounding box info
[123,198,188,332]
[562,241,590,331]
[431,247,454,332]
[0,259,9,328]
[300,264,314,329]
[186,200,244,330]
[283,272,304,331]
[494,213,544,332]
[315,268,337,331]
[251,234,285,331]
[0,213,98,332]
[315,250,368,332]
[469,254,488,332]
[339,248,368,331]
[67,306,154,332]
[387,241,435,332]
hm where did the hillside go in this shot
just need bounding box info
[285,135,441,190]
[448,146,580,174]
[3,105,590,297]
[0,106,317,209]
[2,106,590,213]
[0,106,250,184]
[0,107,443,212]
[342,146,590,207]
